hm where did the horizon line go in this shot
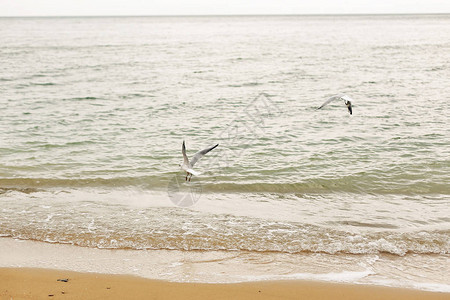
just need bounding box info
[1,12,449,18]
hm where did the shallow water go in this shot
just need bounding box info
[0,15,449,290]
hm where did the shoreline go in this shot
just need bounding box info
[0,237,449,294]
[1,267,449,300]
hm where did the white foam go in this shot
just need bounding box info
[241,270,374,283]
[413,282,450,293]
[240,272,450,293]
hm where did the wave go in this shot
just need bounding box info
[15,82,57,88]
[226,82,262,88]
[0,219,448,256]
[0,188,448,256]
[200,180,449,195]
[0,174,448,195]
[66,96,98,101]
[31,82,56,86]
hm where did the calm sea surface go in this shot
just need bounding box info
[0,15,449,290]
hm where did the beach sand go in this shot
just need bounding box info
[1,267,449,300]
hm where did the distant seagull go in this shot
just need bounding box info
[318,94,353,114]
[181,140,219,181]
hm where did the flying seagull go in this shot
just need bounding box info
[318,94,353,114]
[181,140,219,181]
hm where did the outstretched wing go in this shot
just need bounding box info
[182,140,190,166]
[190,144,219,167]
[317,95,344,109]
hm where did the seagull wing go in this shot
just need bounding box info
[190,144,219,167]
[186,168,201,176]
[182,140,190,166]
[341,95,353,102]
[317,95,343,109]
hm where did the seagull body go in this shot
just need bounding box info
[318,94,353,114]
[181,140,218,181]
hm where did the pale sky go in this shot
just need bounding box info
[0,0,449,16]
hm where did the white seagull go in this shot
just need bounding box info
[181,140,219,181]
[318,94,353,115]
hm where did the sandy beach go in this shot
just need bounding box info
[1,267,449,300]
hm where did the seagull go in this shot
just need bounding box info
[181,140,219,181]
[318,94,353,114]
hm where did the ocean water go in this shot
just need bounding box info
[0,15,449,290]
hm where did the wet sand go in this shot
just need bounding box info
[1,267,449,300]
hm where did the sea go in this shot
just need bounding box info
[0,14,449,292]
